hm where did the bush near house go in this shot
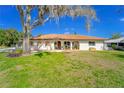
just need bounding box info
[111,44,117,50]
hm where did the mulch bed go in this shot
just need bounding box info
[7,53,22,58]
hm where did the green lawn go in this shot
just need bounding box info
[0,51,124,88]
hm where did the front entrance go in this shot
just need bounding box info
[57,41,61,49]
[54,41,61,49]
[54,41,79,50]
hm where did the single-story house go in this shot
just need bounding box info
[30,34,105,51]
[104,37,124,50]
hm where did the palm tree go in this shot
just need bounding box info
[17,5,96,54]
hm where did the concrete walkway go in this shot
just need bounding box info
[0,47,15,52]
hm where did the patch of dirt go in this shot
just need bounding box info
[64,52,122,70]
[15,65,24,71]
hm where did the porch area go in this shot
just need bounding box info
[31,40,80,51]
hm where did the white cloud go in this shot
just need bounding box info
[71,28,75,31]
[65,27,75,31]
[64,27,75,34]
[65,28,69,31]
[64,32,70,34]
[120,18,124,21]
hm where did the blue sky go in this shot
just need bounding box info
[0,5,124,38]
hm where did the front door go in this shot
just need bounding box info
[57,41,61,49]
[54,41,61,49]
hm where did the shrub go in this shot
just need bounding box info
[111,44,117,50]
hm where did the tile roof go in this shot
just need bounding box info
[31,34,105,40]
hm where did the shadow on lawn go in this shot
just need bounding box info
[113,54,124,59]
[35,52,51,58]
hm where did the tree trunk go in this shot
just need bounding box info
[23,27,30,54]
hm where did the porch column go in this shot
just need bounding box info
[70,41,72,50]
[51,40,55,50]
[61,41,64,50]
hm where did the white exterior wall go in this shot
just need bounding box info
[79,41,89,50]
[95,41,104,50]
[50,41,55,50]
[79,40,104,50]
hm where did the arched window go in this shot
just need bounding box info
[64,41,70,49]
[72,41,79,50]
[45,41,50,46]
[38,41,42,46]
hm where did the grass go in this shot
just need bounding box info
[0,51,124,88]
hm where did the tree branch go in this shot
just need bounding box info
[30,16,50,30]
[16,6,25,27]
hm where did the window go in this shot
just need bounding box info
[30,41,33,46]
[89,41,95,46]
[72,41,79,50]
[107,43,112,47]
[119,43,124,46]
[45,41,50,46]
[38,41,42,46]
[64,41,70,49]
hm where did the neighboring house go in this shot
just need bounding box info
[30,34,105,51]
[104,37,124,50]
